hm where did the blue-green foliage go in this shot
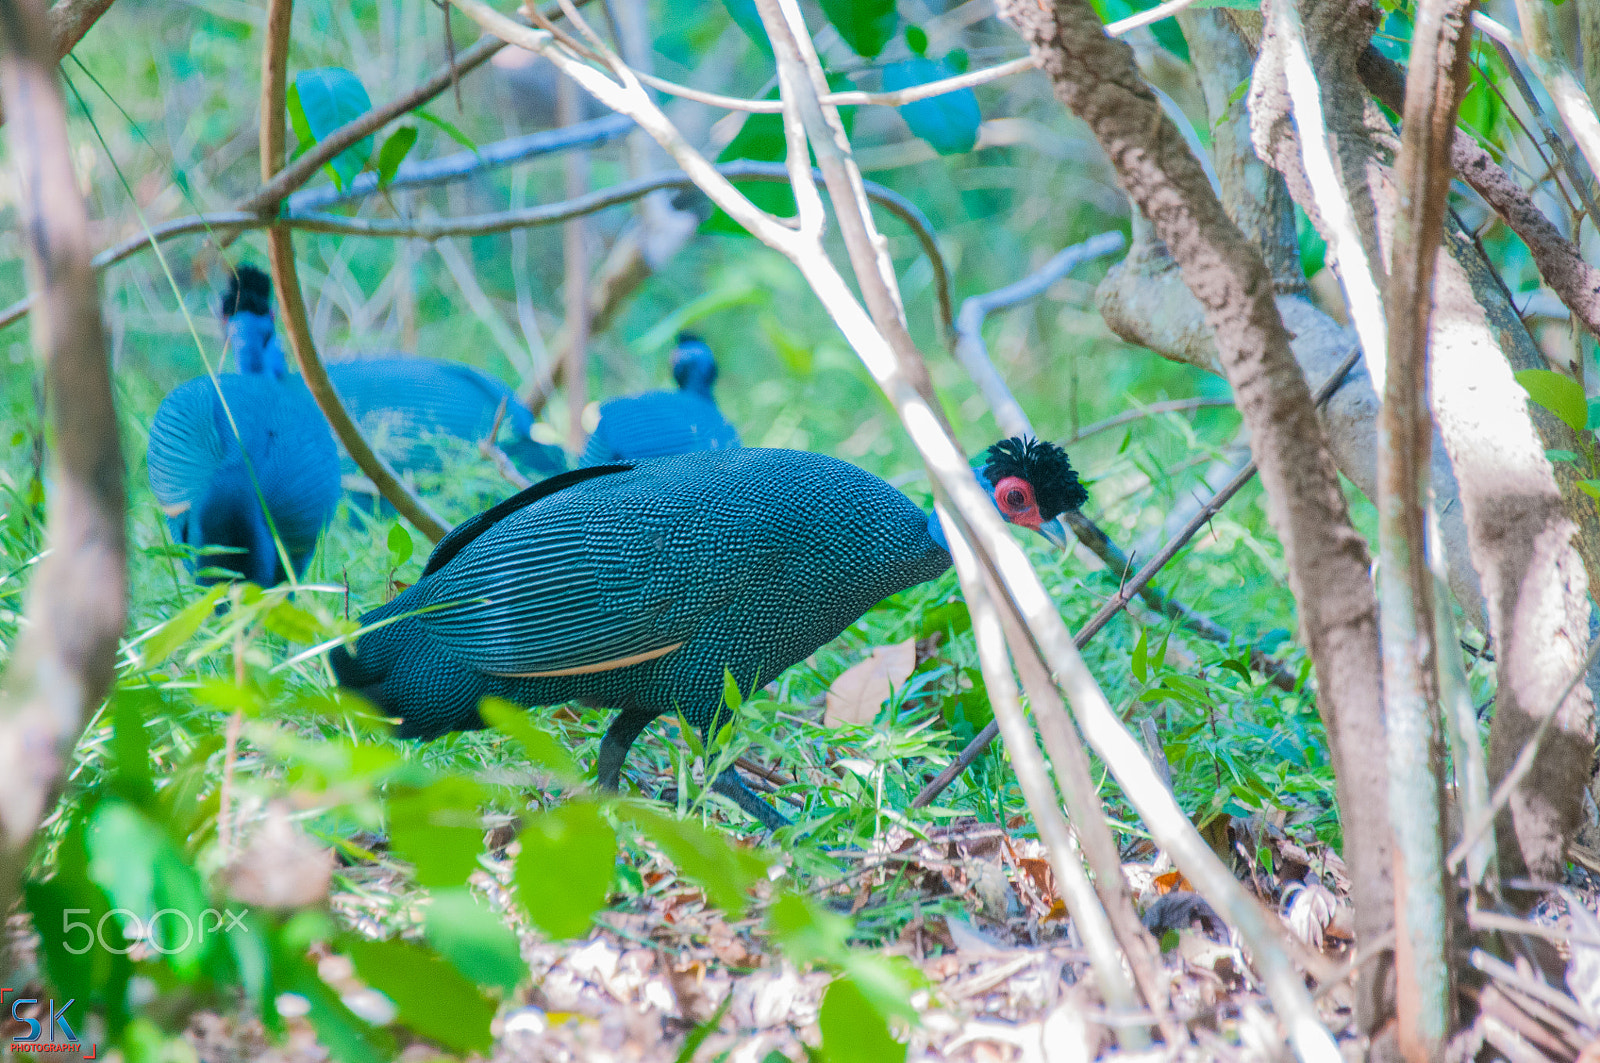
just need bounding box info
[881,56,981,156]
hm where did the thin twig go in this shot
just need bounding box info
[1065,397,1234,444]
[0,161,954,339]
[953,231,1125,434]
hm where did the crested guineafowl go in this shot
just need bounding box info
[218,266,565,502]
[579,334,739,466]
[330,437,1085,829]
[147,267,340,585]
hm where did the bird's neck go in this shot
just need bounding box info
[227,312,289,379]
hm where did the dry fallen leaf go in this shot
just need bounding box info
[824,638,916,726]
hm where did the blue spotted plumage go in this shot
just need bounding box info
[580,334,739,466]
[330,438,1085,828]
[147,269,340,586]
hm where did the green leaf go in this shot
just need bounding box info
[1578,480,1600,500]
[881,56,981,155]
[707,77,856,236]
[1546,449,1580,464]
[818,976,906,1063]
[376,126,417,188]
[346,937,497,1053]
[722,668,744,713]
[479,697,582,783]
[288,67,374,191]
[416,109,479,152]
[281,951,396,1063]
[1131,626,1149,683]
[425,887,528,995]
[264,599,322,643]
[623,804,770,913]
[111,688,157,806]
[386,522,413,569]
[915,600,970,642]
[1515,368,1588,434]
[904,24,928,56]
[85,799,211,979]
[818,0,897,58]
[514,800,616,939]
[719,0,773,55]
[141,583,227,667]
[25,814,133,1019]
[387,778,487,889]
[674,988,736,1063]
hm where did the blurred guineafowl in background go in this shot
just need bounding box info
[218,265,565,511]
[147,267,340,586]
[579,334,740,466]
[331,437,1084,829]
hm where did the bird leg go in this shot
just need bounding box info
[710,769,792,831]
[595,711,654,791]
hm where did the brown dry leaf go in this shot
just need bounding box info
[824,639,916,726]
[1153,869,1191,895]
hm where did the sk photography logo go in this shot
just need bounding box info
[1,988,96,1058]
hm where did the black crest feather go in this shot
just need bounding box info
[222,264,274,318]
[982,437,1087,520]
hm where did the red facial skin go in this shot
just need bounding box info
[993,475,1042,530]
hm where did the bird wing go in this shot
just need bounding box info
[147,378,228,515]
[413,486,719,677]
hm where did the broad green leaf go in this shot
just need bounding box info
[141,583,227,667]
[904,24,928,56]
[1515,368,1588,434]
[722,668,744,712]
[514,800,616,939]
[1546,449,1579,464]
[479,697,582,783]
[85,799,210,979]
[818,0,897,58]
[1578,480,1600,500]
[264,599,322,643]
[818,976,906,1063]
[25,815,133,1017]
[346,938,496,1053]
[288,67,374,191]
[386,521,413,569]
[719,0,773,55]
[425,887,527,994]
[387,778,487,889]
[623,804,769,913]
[376,126,417,188]
[707,76,855,236]
[1131,626,1149,683]
[880,56,981,156]
[111,688,157,806]
[416,109,479,152]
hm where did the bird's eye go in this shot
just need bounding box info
[1005,489,1026,508]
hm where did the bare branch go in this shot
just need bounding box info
[1356,47,1600,341]
[1382,0,1474,1048]
[0,0,125,926]
[942,523,1149,1038]
[1066,396,1234,443]
[260,0,450,543]
[1489,6,1600,206]
[954,231,1126,439]
[285,114,635,213]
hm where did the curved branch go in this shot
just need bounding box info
[0,0,125,923]
[259,0,449,543]
[0,161,955,338]
[285,113,636,213]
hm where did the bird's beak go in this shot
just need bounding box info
[1038,517,1071,551]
